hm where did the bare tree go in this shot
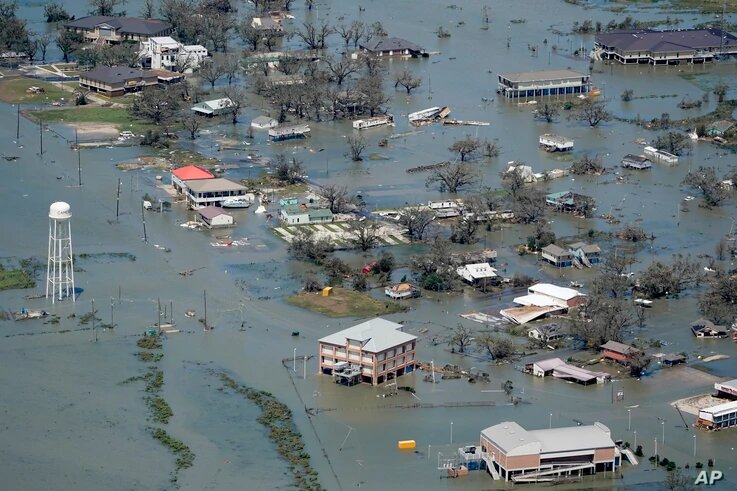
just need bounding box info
[274,154,305,184]
[427,162,479,193]
[350,20,365,47]
[348,220,381,251]
[360,53,383,77]
[570,153,605,175]
[652,131,691,156]
[393,69,421,94]
[238,18,262,51]
[297,21,332,50]
[716,237,729,261]
[222,55,240,85]
[620,89,634,101]
[141,0,155,17]
[181,112,201,139]
[356,75,390,116]
[325,55,359,86]
[222,85,246,124]
[346,135,367,161]
[336,22,353,45]
[319,184,350,213]
[448,136,481,162]
[399,206,435,240]
[88,0,126,16]
[535,103,560,123]
[198,59,225,88]
[713,82,728,103]
[573,99,611,127]
[447,324,473,353]
[481,139,501,158]
[37,33,52,62]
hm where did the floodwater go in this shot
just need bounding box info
[1,0,737,490]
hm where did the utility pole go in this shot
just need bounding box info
[203,290,208,330]
[16,104,20,140]
[78,151,82,186]
[116,178,121,218]
[141,200,148,243]
[157,297,162,334]
[110,297,114,327]
[92,298,97,343]
[39,120,43,155]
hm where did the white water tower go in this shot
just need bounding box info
[46,201,75,303]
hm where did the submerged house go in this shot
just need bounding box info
[569,242,601,266]
[691,318,728,338]
[360,37,425,57]
[280,204,333,225]
[198,206,234,228]
[545,191,595,216]
[706,120,735,137]
[600,341,641,365]
[385,283,420,300]
[541,244,574,268]
[497,69,591,99]
[457,263,498,286]
[191,98,234,117]
[621,154,652,170]
[524,357,610,385]
[527,324,565,343]
[500,283,585,325]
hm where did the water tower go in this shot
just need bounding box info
[46,201,75,303]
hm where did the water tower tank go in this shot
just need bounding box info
[46,201,75,303]
[49,201,72,220]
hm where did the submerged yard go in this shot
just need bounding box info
[287,287,407,318]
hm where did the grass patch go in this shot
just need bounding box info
[287,287,407,318]
[28,106,150,133]
[137,335,163,350]
[145,370,164,392]
[0,77,69,104]
[147,396,173,424]
[150,427,195,471]
[219,373,323,491]
[137,351,163,362]
[0,265,35,291]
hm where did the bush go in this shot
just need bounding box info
[352,273,368,291]
[708,458,714,467]
[695,461,703,469]
[635,445,643,457]
[302,275,322,292]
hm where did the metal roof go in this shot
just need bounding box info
[529,283,583,301]
[499,69,587,83]
[198,206,230,220]
[569,241,601,254]
[318,318,416,354]
[541,244,570,257]
[80,66,156,85]
[185,178,246,193]
[172,165,214,181]
[699,399,737,418]
[457,263,498,280]
[595,28,737,53]
[528,422,614,453]
[481,422,540,456]
[600,340,640,355]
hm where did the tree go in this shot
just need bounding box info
[129,86,181,128]
[346,135,367,161]
[73,87,91,106]
[356,75,389,117]
[477,333,514,360]
[448,136,481,162]
[447,324,472,353]
[37,33,51,62]
[699,271,737,324]
[637,254,703,298]
[652,131,691,156]
[56,30,81,62]
[426,162,479,193]
[222,55,240,85]
[44,2,71,22]
[288,228,333,264]
[628,351,651,377]
[348,220,381,251]
[682,166,729,207]
[571,154,605,175]
[141,0,156,18]
[319,184,350,213]
[296,20,332,50]
[393,69,421,94]
[526,221,556,251]
[481,139,501,158]
[399,206,434,240]
[238,18,262,51]
[715,237,729,261]
[451,215,480,244]
[713,82,728,103]
[665,468,694,491]
[198,59,225,88]
[303,274,322,292]
[89,0,127,16]
[509,187,547,224]
[501,380,514,401]
[621,89,634,102]
[352,271,369,291]
[501,166,527,199]
[222,85,246,124]
[573,99,611,127]
[274,155,305,184]
[325,55,359,86]
[335,22,353,46]
[535,103,559,123]
[181,112,201,139]
[411,238,455,290]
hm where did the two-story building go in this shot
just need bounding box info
[182,178,248,209]
[280,204,333,225]
[139,36,208,72]
[318,318,417,386]
[64,16,172,45]
[78,66,160,96]
[480,421,619,482]
[497,69,591,99]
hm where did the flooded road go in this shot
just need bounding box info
[1,0,737,490]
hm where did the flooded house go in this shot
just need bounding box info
[384,283,420,300]
[539,134,574,152]
[182,178,248,209]
[268,124,311,141]
[496,69,591,99]
[594,28,737,65]
[456,263,498,286]
[318,318,417,386]
[250,115,278,129]
[64,16,172,45]
[541,244,574,268]
[600,341,641,365]
[359,37,425,57]
[569,242,601,266]
[621,154,652,170]
[280,204,333,225]
[524,357,610,385]
[79,67,159,97]
[643,146,678,165]
[706,120,735,138]
[527,324,565,343]
[198,206,234,228]
[139,36,207,72]
[191,98,234,117]
[479,421,619,482]
[352,114,394,130]
[171,165,214,194]
[696,400,737,430]
[545,191,595,215]
[691,318,728,338]
[500,283,585,324]
[715,379,737,400]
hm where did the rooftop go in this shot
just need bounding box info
[198,206,230,220]
[361,36,424,53]
[595,28,737,53]
[65,16,171,35]
[569,241,601,254]
[529,283,583,301]
[184,178,246,193]
[499,69,587,83]
[541,244,570,257]
[318,318,417,354]
[172,165,214,181]
[600,340,640,355]
[481,421,614,456]
[80,66,154,84]
[699,399,737,417]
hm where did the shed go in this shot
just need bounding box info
[191,98,234,116]
[600,340,641,364]
[251,115,278,129]
[198,206,234,228]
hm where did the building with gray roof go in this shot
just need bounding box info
[497,69,591,99]
[65,16,172,45]
[594,28,737,65]
[360,37,425,56]
[479,421,619,482]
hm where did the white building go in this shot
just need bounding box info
[191,98,234,117]
[500,284,586,325]
[457,263,498,284]
[198,206,234,228]
[140,36,208,72]
[251,115,278,129]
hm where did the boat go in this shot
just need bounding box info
[569,281,583,288]
[12,309,48,321]
[222,197,251,208]
[408,106,450,125]
[634,298,653,307]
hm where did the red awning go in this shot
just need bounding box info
[172,165,214,180]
